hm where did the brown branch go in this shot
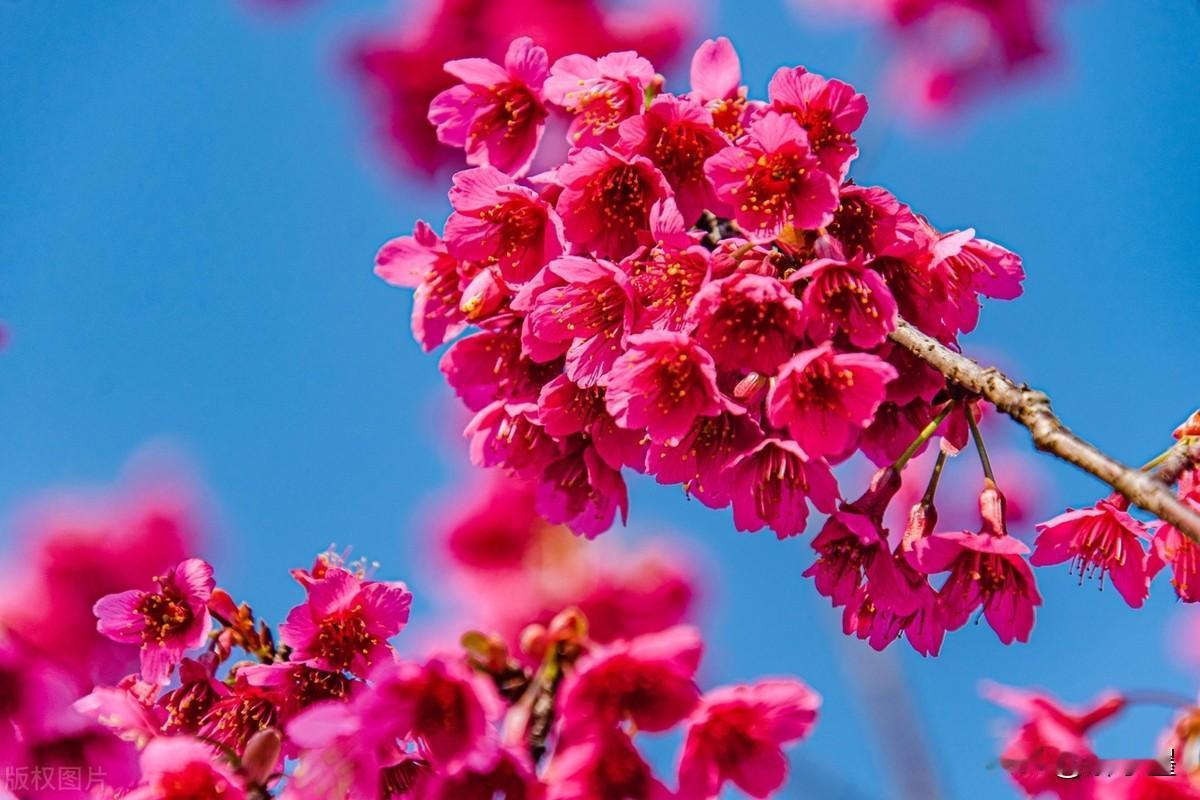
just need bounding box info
[888,318,1200,543]
[1153,438,1200,487]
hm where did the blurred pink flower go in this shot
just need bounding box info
[351,0,691,176]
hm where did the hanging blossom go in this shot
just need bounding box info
[985,680,1200,799]
[350,0,691,175]
[1029,413,1200,610]
[53,546,822,799]
[791,0,1059,116]
[377,35,1090,655]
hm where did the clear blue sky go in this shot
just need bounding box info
[1,1,1198,797]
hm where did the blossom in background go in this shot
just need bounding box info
[678,679,821,799]
[0,466,205,684]
[62,544,819,798]
[791,0,1057,116]
[351,0,691,176]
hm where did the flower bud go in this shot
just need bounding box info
[1174,409,1200,440]
[459,268,506,321]
[902,500,938,552]
[241,728,282,786]
[978,479,1009,538]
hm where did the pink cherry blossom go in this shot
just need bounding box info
[685,272,806,374]
[767,66,868,180]
[0,470,202,685]
[645,411,762,510]
[1149,489,1200,602]
[545,51,656,147]
[414,743,544,800]
[984,682,1124,800]
[519,256,635,386]
[792,255,899,349]
[1032,493,1154,608]
[375,220,466,351]
[803,467,900,605]
[440,327,561,411]
[464,400,560,478]
[677,679,820,800]
[428,37,550,177]
[444,166,566,285]
[553,147,672,260]
[123,736,246,800]
[603,330,728,444]
[351,0,690,175]
[689,37,751,140]
[558,625,702,734]
[616,94,728,223]
[535,441,629,538]
[728,438,840,538]
[767,344,897,459]
[279,566,412,676]
[93,559,214,685]
[365,655,503,769]
[543,727,673,800]
[704,111,839,241]
[911,483,1041,644]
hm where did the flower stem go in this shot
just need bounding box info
[967,408,995,482]
[923,450,949,505]
[894,402,954,472]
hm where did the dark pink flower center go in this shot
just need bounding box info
[161,679,223,734]
[479,199,544,262]
[738,149,810,219]
[317,610,380,671]
[589,164,655,235]
[573,84,631,138]
[549,280,627,338]
[628,251,706,329]
[827,195,879,256]
[471,81,543,145]
[749,448,809,516]
[816,268,879,324]
[651,123,719,189]
[289,665,354,707]
[201,692,279,753]
[1068,518,1133,582]
[137,584,193,644]
[788,358,855,411]
[158,763,235,799]
[415,676,469,735]
[710,96,747,139]
[787,107,853,157]
[380,758,429,798]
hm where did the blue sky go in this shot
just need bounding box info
[2,1,1198,797]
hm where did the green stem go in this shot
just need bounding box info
[922,450,949,505]
[894,402,955,472]
[967,408,995,482]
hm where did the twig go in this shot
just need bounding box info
[888,318,1200,543]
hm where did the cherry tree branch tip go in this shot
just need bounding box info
[888,318,1200,544]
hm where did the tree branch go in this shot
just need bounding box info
[888,318,1200,543]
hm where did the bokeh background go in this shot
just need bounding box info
[2,1,1198,797]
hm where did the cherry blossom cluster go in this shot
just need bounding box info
[794,0,1057,114]
[351,0,690,175]
[68,552,818,800]
[377,35,1058,651]
[986,681,1200,799]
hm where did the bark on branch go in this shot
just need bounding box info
[888,318,1200,543]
